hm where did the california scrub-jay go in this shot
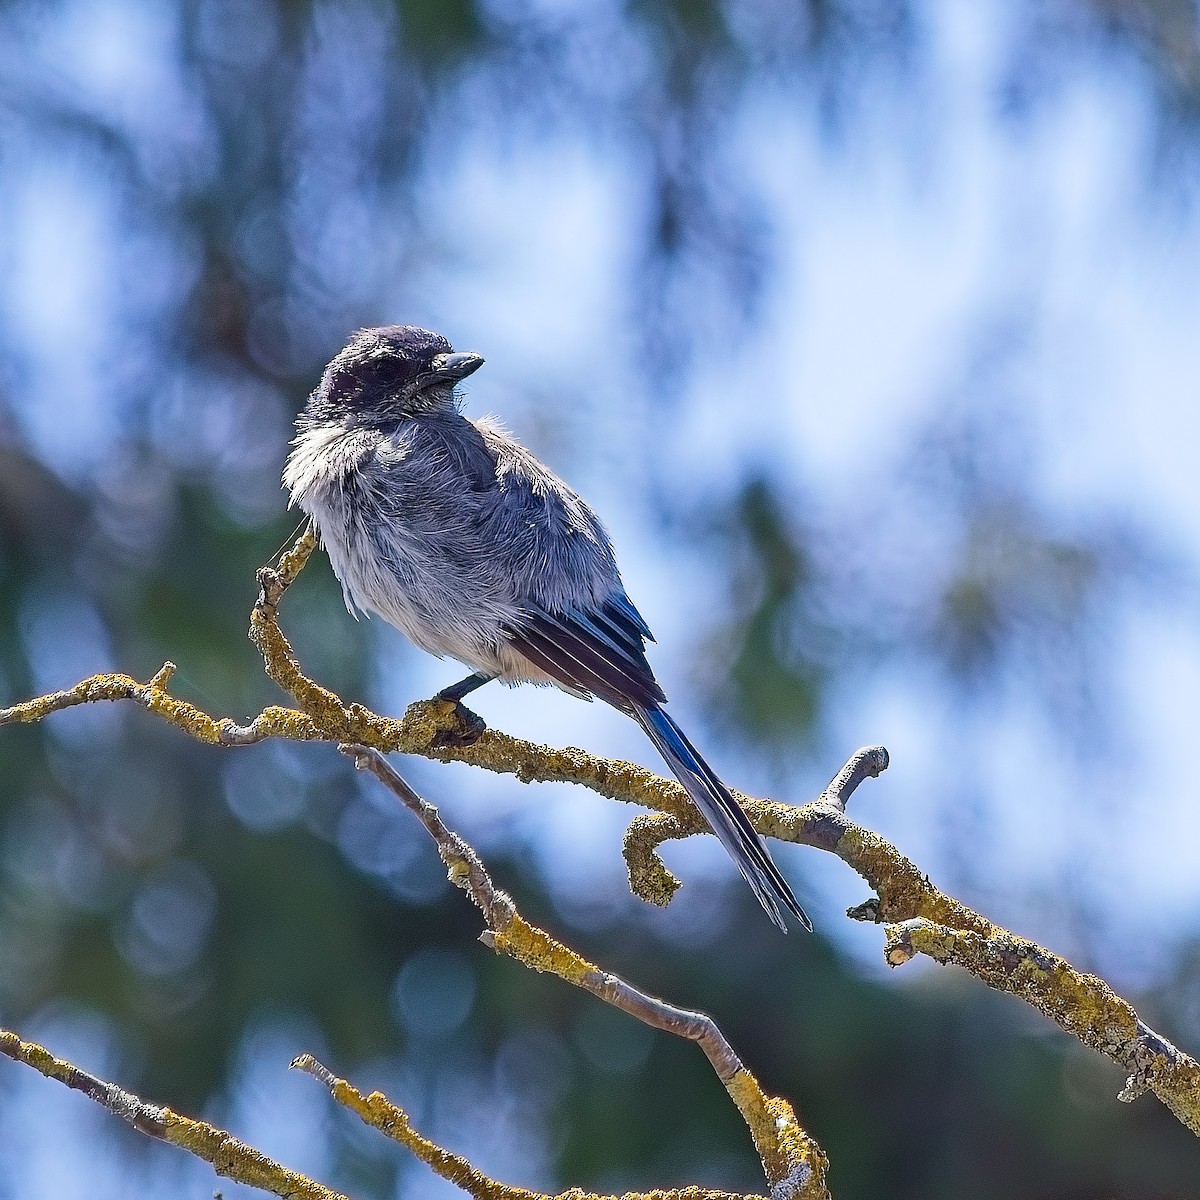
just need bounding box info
[284,325,810,931]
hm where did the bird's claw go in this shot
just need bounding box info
[429,698,487,748]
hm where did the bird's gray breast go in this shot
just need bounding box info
[284,414,624,677]
[284,419,519,661]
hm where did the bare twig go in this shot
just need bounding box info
[0,1028,349,1200]
[338,745,829,1200]
[817,746,890,812]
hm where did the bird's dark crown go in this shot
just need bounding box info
[305,325,484,424]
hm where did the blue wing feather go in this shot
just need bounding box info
[504,594,664,711]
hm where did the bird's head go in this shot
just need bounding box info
[306,325,484,424]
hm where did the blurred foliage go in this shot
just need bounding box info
[1,0,1200,1197]
[700,305,1191,773]
[702,476,830,751]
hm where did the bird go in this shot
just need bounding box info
[283,325,811,932]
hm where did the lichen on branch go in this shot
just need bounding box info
[884,918,1200,1136]
[0,1028,348,1200]
[3,521,1200,1187]
[340,744,829,1199]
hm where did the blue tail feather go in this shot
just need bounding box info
[634,704,812,932]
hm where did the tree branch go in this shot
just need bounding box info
[883,918,1200,1135]
[4,525,1200,1153]
[0,734,829,1200]
[0,1028,348,1199]
[291,1052,773,1200]
[339,745,828,1199]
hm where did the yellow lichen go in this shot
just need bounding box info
[491,915,597,985]
[2,1029,346,1200]
[622,813,684,906]
[888,919,1200,1136]
[724,1072,828,1200]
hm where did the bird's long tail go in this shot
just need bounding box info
[633,704,812,933]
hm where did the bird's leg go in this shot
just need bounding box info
[429,672,494,748]
[434,672,495,703]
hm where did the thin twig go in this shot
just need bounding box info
[340,746,741,1077]
[291,1054,758,1200]
[817,746,890,812]
[0,1028,349,1200]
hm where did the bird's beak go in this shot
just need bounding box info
[427,351,485,383]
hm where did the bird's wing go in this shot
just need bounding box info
[504,596,665,712]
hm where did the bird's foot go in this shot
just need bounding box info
[429,696,487,748]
